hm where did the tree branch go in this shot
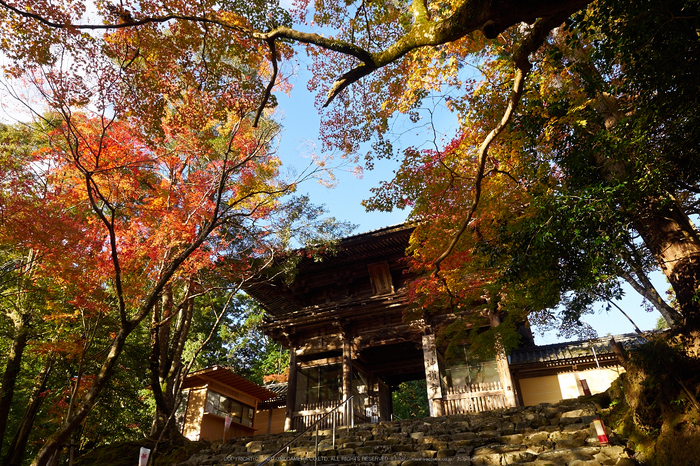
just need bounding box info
[321,0,590,105]
[323,63,377,107]
[254,39,278,128]
[254,27,374,64]
[0,1,248,34]
[432,14,569,273]
[410,0,430,24]
[1,0,591,108]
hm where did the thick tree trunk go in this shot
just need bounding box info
[0,313,30,450]
[633,199,700,330]
[148,287,193,442]
[592,91,700,330]
[150,407,185,445]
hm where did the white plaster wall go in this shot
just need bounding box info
[576,367,624,394]
[519,366,624,406]
[558,372,584,399]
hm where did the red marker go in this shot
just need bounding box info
[593,417,609,445]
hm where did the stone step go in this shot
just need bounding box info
[174,399,636,466]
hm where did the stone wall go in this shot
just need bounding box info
[176,398,637,466]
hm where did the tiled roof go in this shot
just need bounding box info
[182,366,277,402]
[508,333,645,366]
[244,223,415,317]
[332,222,417,243]
[257,382,288,409]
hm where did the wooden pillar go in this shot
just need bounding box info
[495,348,518,407]
[342,335,353,426]
[487,311,518,407]
[512,371,525,407]
[422,334,443,417]
[284,350,298,431]
[379,381,391,421]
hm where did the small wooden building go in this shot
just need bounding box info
[177,366,277,441]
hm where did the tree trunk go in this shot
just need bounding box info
[633,199,700,330]
[158,284,173,382]
[592,91,700,331]
[0,313,30,450]
[148,297,172,438]
[4,356,54,466]
[30,324,137,466]
[148,286,194,442]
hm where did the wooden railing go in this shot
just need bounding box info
[292,382,507,428]
[293,400,344,431]
[292,400,369,431]
[258,397,354,466]
[442,381,507,415]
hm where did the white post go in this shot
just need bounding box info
[138,447,151,466]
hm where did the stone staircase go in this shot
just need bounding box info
[176,399,637,466]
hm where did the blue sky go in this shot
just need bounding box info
[273,68,410,233]
[271,48,665,345]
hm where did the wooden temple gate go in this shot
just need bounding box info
[246,224,525,430]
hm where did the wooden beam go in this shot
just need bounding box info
[261,292,411,330]
[296,335,343,356]
[299,356,343,368]
[354,328,423,351]
[510,359,620,379]
[359,358,425,377]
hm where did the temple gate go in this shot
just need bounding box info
[246,224,523,430]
